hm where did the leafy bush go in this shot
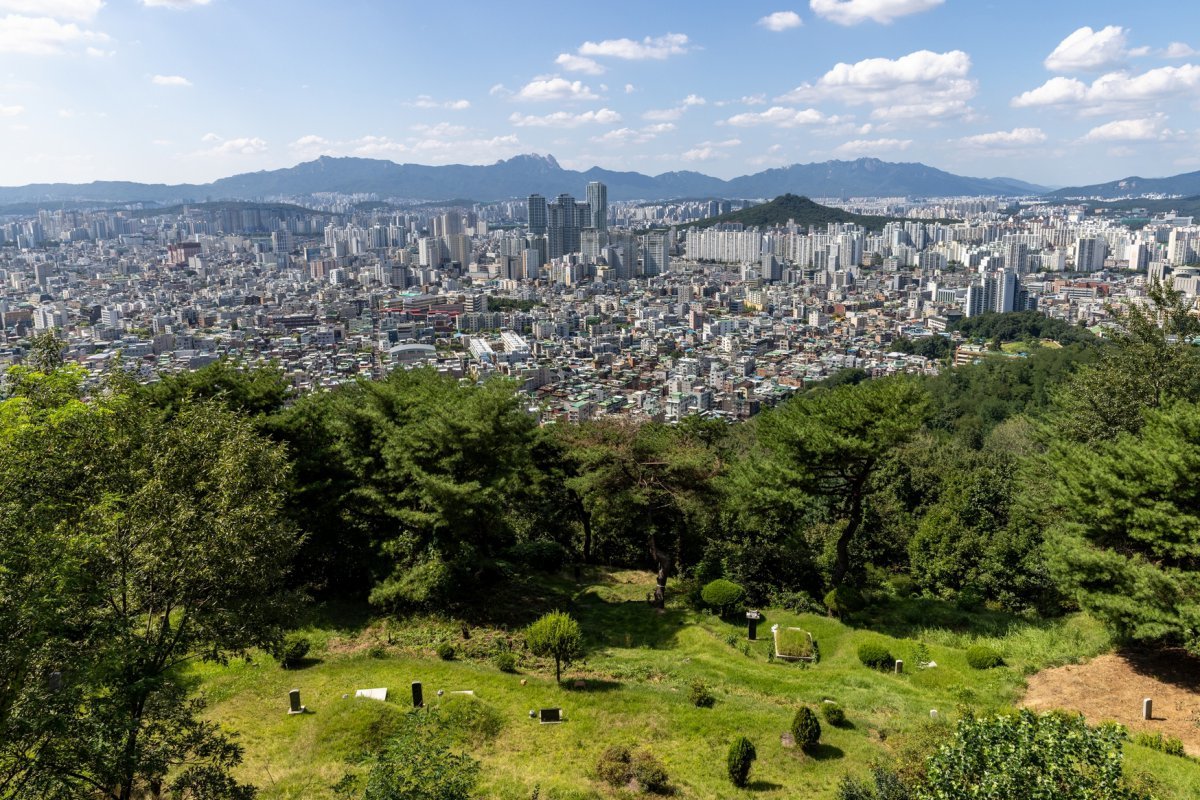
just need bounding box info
[726,737,757,788]
[825,586,866,617]
[767,588,823,614]
[1132,731,1186,757]
[689,680,716,708]
[494,652,518,673]
[435,642,455,661]
[822,702,846,727]
[701,579,746,616]
[274,632,311,669]
[724,633,739,648]
[596,745,632,787]
[837,765,910,800]
[889,574,918,598]
[504,540,568,573]
[630,750,670,794]
[595,746,670,793]
[363,719,479,800]
[965,645,1003,670]
[857,642,894,670]
[791,706,821,751]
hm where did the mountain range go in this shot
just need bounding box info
[1046,170,1200,200]
[0,155,1050,206]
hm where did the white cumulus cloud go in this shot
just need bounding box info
[141,0,211,7]
[0,14,109,55]
[578,32,691,60]
[411,95,470,110]
[151,74,191,87]
[809,0,943,26]
[1081,116,1173,142]
[834,137,911,155]
[1012,65,1200,113]
[0,0,102,20]
[957,127,1046,148]
[515,76,599,102]
[1164,42,1197,59]
[555,53,605,74]
[198,134,267,156]
[778,49,975,119]
[758,11,803,31]
[0,103,23,116]
[724,106,832,127]
[1044,26,1134,72]
[509,108,621,128]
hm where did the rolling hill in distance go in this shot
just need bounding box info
[0,154,1049,206]
[683,193,900,230]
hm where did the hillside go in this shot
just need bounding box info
[1049,170,1200,200]
[0,155,1050,205]
[685,194,898,230]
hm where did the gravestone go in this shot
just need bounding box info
[780,732,796,748]
[539,707,563,724]
[355,688,387,701]
[746,610,761,641]
[412,681,423,708]
[929,709,938,720]
[1143,698,1153,720]
[895,659,904,674]
[288,689,306,715]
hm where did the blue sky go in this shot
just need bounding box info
[1,0,1199,187]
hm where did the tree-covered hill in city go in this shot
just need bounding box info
[683,193,895,231]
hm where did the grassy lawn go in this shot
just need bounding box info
[192,569,1200,799]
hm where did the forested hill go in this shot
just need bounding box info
[683,194,896,231]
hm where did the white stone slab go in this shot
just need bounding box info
[355,687,388,701]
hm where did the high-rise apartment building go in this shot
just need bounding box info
[527,194,547,236]
[586,181,608,231]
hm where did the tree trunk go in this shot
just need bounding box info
[649,535,670,609]
[554,656,561,682]
[831,474,868,587]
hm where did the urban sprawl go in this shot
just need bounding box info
[0,183,1190,423]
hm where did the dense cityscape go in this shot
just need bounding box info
[0,180,1191,422]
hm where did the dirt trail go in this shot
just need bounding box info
[1023,652,1200,755]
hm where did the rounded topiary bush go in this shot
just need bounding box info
[630,749,670,794]
[689,680,716,708]
[726,736,757,788]
[701,579,746,616]
[824,585,865,617]
[495,651,518,673]
[821,702,846,727]
[275,632,311,669]
[435,642,455,660]
[965,644,1003,670]
[596,745,632,786]
[791,706,821,751]
[857,642,894,670]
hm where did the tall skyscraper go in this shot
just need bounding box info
[527,194,547,236]
[586,181,608,231]
[547,194,582,259]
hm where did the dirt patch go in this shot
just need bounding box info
[1023,651,1200,755]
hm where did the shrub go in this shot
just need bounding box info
[726,737,757,788]
[701,579,746,616]
[596,745,632,787]
[630,749,670,794]
[724,633,739,648]
[436,642,455,661]
[689,680,716,708]
[768,588,823,614]
[1132,731,1186,757]
[822,702,846,727]
[965,644,1003,670]
[495,652,518,673]
[857,642,894,670]
[275,632,310,668]
[889,574,918,598]
[824,586,865,617]
[791,706,821,751]
[504,540,568,573]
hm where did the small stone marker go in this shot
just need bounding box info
[746,610,761,641]
[450,690,475,696]
[895,659,904,674]
[355,688,387,701]
[1143,698,1153,721]
[930,709,939,720]
[780,732,796,748]
[539,707,563,724]
[436,689,445,697]
[288,689,306,715]
[411,681,423,708]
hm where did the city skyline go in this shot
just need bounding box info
[2,0,1200,187]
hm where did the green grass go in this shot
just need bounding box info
[192,570,1200,799]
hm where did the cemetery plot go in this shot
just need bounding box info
[772,625,817,662]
